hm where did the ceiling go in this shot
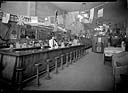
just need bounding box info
[49,2,107,12]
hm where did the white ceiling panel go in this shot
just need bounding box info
[49,2,106,12]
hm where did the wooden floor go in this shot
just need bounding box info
[23,49,114,91]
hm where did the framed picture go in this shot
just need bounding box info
[20,27,26,38]
[10,30,17,39]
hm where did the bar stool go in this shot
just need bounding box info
[84,48,87,55]
[80,48,82,58]
[45,59,51,80]
[81,48,83,56]
[15,67,24,92]
[86,48,89,54]
[80,48,82,57]
[75,50,77,61]
[84,48,86,55]
[66,53,69,67]
[82,48,84,56]
[55,56,59,74]
[75,50,78,62]
[70,52,73,64]
[78,50,80,59]
[73,51,76,63]
[34,63,42,86]
[61,55,64,70]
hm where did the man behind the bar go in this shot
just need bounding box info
[49,33,58,49]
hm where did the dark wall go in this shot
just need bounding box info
[93,2,128,27]
[1,2,28,16]
[1,2,65,17]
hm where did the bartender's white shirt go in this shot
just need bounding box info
[49,38,58,49]
[72,39,78,46]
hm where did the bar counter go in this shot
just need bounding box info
[0,44,92,90]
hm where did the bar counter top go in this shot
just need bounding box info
[0,45,86,56]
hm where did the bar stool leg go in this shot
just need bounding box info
[85,49,87,55]
[78,50,80,59]
[86,49,88,55]
[55,57,59,74]
[34,63,42,86]
[61,55,64,70]
[76,50,78,62]
[83,48,85,56]
[36,65,39,86]
[73,51,76,63]
[70,52,72,64]
[66,53,69,67]
[15,68,24,93]
[45,60,51,80]
[82,48,84,57]
[80,49,81,58]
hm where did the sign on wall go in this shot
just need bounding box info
[30,16,38,23]
[2,12,10,23]
[89,8,94,23]
[98,8,103,18]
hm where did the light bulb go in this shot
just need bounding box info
[45,17,48,21]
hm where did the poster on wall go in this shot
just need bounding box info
[30,16,38,23]
[57,15,64,25]
[89,8,94,23]
[98,8,103,18]
[2,12,10,23]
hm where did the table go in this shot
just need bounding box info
[104,47,124,64]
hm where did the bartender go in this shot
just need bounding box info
[49,35,58,49]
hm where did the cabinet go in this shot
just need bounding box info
[92,35,108,53]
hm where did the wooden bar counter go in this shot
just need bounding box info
[0,44,91,91]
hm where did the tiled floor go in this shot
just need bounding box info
[23,51,114,91]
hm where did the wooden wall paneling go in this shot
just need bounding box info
[0,21,11,43]
[22,54,35,80]
[37,52,48,74]
[2,55,16,80]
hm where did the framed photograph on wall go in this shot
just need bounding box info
[20,27,26,38]
[10,30,17,39]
